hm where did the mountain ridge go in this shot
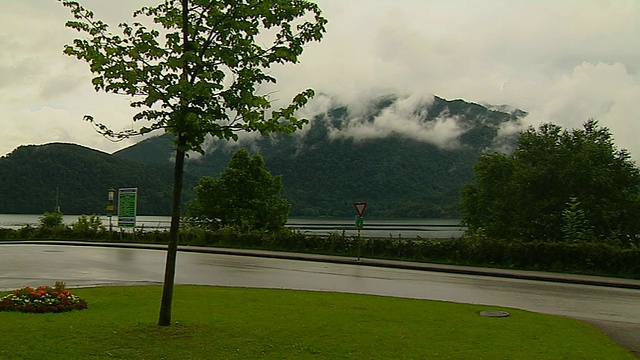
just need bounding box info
[116,94,526,217]
[0,95,525,217]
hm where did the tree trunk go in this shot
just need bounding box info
[158,0,190,327]
[158,144,186,326]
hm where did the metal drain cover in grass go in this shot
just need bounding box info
[479,310,510,318]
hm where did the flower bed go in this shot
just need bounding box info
[0,281,88,313]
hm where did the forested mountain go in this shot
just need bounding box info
[0,95,524,217]
[116,95,526,218]
[0,143,188,215]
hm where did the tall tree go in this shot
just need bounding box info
[61,0,326,326]
[187,148,290,231]
[460,120,640,245]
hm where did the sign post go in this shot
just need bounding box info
[118,188,138,228]
[353,202,367,261]
[106,188,116,232]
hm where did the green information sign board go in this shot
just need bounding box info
[118,188,137,228]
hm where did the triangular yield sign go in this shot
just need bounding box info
[354,202,367,217]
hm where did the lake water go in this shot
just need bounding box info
[0,214,464,239]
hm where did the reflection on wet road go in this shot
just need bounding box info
[1,244,639,327]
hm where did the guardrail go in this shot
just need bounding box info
[286,222,465,239]
[0,217,465,239]
[130,221,466,238]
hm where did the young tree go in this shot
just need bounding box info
[72,214,106,234]
[60,0,326,326]
[460,120,640,245]
[38,212,64,229]
[187,148,290,231]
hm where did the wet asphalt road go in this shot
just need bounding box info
[1,243,639,357]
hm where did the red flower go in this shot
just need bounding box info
[1,282,88,314]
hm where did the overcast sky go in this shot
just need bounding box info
[1,1,639,159]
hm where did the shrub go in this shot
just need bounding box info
[38,212,64,229]
[72,214,105,233]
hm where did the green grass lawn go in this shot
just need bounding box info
[0,285,633,359]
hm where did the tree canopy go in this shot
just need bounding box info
[61,0,326,148]
[460,120,640,246]
[187,148,290,231]
[61,0,326,326]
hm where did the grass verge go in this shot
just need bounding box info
[0,285,634,359]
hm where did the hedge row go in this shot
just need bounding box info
[1,226,639,279]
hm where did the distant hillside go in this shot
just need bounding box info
[0,143,185,215]
[0,95,524,217]
[115,95,526,218]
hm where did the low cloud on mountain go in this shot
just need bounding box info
[323,93,465,149]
